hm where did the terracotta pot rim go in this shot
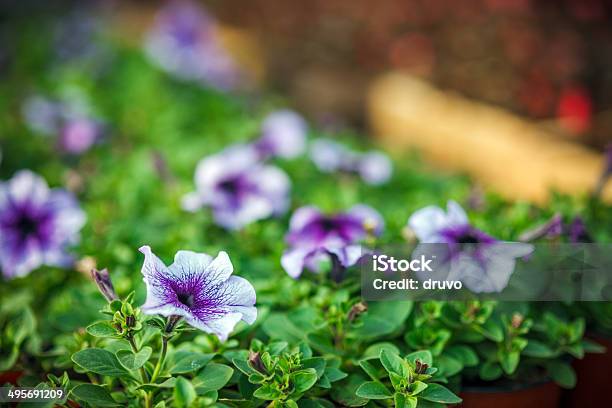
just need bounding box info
[461,378,555,394]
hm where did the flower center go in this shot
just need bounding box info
[177,293,195,308]
[218,178,240,194]
[16,215,38,237]
[456,233,480,244]
[320,217,337,232]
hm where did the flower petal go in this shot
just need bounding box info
[216,275,257,324]
[446,200,469,226]
[288,206,322,233]
[358,151,392,185]
[408,205,448,243]
[204,251,234,284]
[347,204,384,235]
[8,170,49,207]
[281,248,312,278]
[168,250,213,280]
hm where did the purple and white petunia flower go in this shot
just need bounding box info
[144,0,242,91]
[408,200,533,293]
[253,110,308,159]
[281,205,383,279]
[0,170,86,279]
[309,139,392,185]
[182,144,290,230]
[21,94,104,155]
[139,245,256,341]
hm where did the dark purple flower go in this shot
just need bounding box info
[281,205,383,278]
[139,246,256,341]
[253,110,307,159]
[568,217,592,243]
[182,144,290,230]
[309,139,392,185]
[144,1,242,91]
[408,201,532,293]
[0,170,86,279]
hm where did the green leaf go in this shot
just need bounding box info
[582,339,605,353]
[479,362,502,381]
[86,321,118,338]
[380,349,405,376]
[116,346,152,370]
[170,352,214,374]
[352,302,413,339]
[359,359,383,381]
[499,350,520,375]
[302,357,326,378]
[72,348,130,377]
[330,375,369,407]
[292,368,318,393]
[355,381,393,399]
[405,350,433,366]
[547,361,576,389]
[436,354,463,377]
[174,377,196,408]
[194,363,234,394]
[253,383,283,400]
[445,345,478,367]
[71,384,120,407]
[523,340,555,358]
[362,342,400,359]
[395,393,417,408]
[325,367,348,382]
[232,358,256,375]
[482,319,504,342]
[419,383,462,404]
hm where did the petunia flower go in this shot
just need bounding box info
[21,94,103,155]
[253,110,307,159]
[58,118,103,154]
[182,144,290,230]
[281,205,383,279]
[309,138,392,185]
[144,0,242,91]
[357,151,393,185]
[408,200,533,293]
[138,246,256,341]
[0,170,86,279]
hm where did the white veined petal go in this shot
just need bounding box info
[204,251,234,284]
[168,250,213,280]
[186,311,243,342]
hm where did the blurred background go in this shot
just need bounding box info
[1,0,612,202]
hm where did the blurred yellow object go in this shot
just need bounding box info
[368,73,612,203]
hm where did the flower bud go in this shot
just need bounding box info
[91,268,118,302]
[347,301,368,322]
[248,351,268,374]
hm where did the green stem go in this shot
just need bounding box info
[127,335,148,384]
[150,336,168,384]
